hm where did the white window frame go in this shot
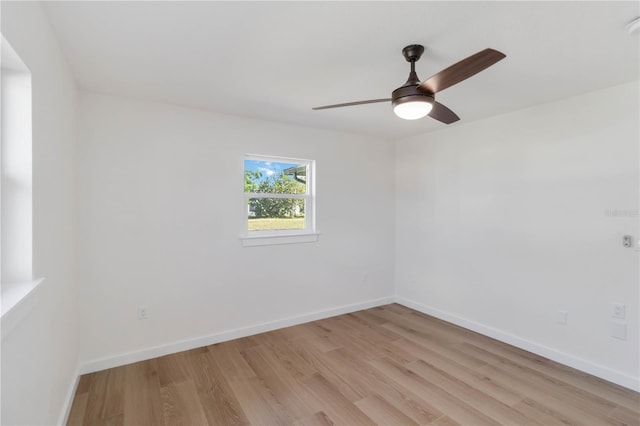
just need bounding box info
[240,154,318,247]
[1,34,45,334]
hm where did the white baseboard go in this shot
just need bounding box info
[79,296,395,375]
[395,296,640,392]
[57,365,80,426]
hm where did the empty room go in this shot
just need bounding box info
[1,1,638,425]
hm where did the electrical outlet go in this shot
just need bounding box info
[138,305,149,320]
[361,272,368,282]
[612,303,625,320]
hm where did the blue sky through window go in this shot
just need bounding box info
[244,160,299,183]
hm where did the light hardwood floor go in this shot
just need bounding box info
[67,304,640,425]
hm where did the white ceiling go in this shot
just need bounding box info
[42,1,639,140]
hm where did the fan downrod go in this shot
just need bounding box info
[402,44,425,62]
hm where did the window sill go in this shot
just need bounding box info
[1,278,45,340]
[240,232,320,247]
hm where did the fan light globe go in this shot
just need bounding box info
[393,99,433,120]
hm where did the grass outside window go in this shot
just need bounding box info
[248,217,305,231]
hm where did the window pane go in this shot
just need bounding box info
[244,160,306,194]
[248,198,305,231]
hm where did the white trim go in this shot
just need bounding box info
[244,154,312,165]
[78,296,394,375]
[246,193,307,200]
[58,366,81,426]
[1,278,44,318]
[240,232,320,247]
[1,278,45,341]
[394,296,640,392]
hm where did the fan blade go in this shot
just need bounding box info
[420,48,506,94]
[429,101,460,124]
[312,98,391,110]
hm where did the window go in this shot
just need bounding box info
[241,155,318,246]
[1,35,41,320]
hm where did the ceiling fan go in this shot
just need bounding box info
[313,45,506,124]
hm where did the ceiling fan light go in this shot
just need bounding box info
[393,97,433,120]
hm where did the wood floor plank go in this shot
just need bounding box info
[227,376,295,425]
[431,415,462,426]
[248,331,318,379]
[476,362,626,425]
[67,393,89,426]
[160,379,209,426]
[383,309,473,347]
[369,357,501,425]
[325,315,418,365]
[407,309,494,344]
[301,373,376,425]
[100,366,125,425]
[351,308,391,326]
[407,359,536,425]
[123,360,164,426]
[609,405,640,425]
[281,336,367,403]
[306,410,336,425]
[241,344,319,421]
[340,312,405,343]
[354,393,419,426]
[393,337,522,406]
[326,347,442,424]
[313,318,386,362]
[76,373,94,394]
[102,413,124,426]
[82,370,110,425]
[301,322,343,352]
[461,342,640,421]
[511,398,579,426]
[190,351,249,425]
[461,342,621,417]
[233,335,263,350]
[382,321,488,370]
[467,336,640,413]
[319,347,391,402]
[358,305,407,326]
[156,348,204,388]
[69,304,639,426]
[207,340,256,382]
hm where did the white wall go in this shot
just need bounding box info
[1,2,79,425]
[76,92,395,368]
[395,81,639,389]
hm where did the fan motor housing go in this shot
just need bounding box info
[402,44,425,62]
[391,85,435,108]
